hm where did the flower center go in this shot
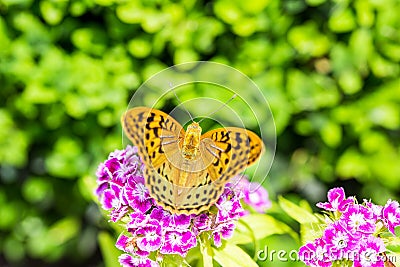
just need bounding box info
[349,213,365,229]
[333,232,348,249]
[134,183,148,200]
[220,200,233,216]
[146,231,157,241]
[169,233,181,246]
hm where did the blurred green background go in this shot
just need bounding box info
[0,0,399,266]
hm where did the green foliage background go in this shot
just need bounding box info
[0,0,399,266]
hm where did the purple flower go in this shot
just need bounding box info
[192,213,211,234]
[215,188,245,222]
[169,213,192,229]
[353,236,385,267]
[382,200,400,235]
[96,145,262,266]
[101,183,124,210]
[110,206,130,222]
[299,238,331,267]
[341,204,375,235]
[243,182,271,213]
[116,234,149,257]
[134,220,162,252]
[149,207,191,229]
[212,221,236,247]
[127,212,148,229]
[118,254,159,267]
[300,187,398,267]
[322,221,358,260]
[160,229,197,257]
[316,187,354,212]
[149,207,172,226]
[95,162,112,196]
[364,200,383,222]
[124,176,154,213]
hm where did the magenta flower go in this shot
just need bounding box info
[322,221,358,260]
[341,204,375,235]
[300,187,399,267]
[316,187,354,212]
[212,221,236,247]
[95,145,270,267]
[101,183,124,210]
[118,254,158,267]
[229,175,271,213]
[215,188,245,222]
[134,221,162,252]
[243,182,271,213]
[382,199,400,235]
[298,238,331,267]
[116,234,149,257]
[160,229,197,257]
[353,236,385,267]
[364,200,383,222]
[192,213,211,234]
[124,176,154,213]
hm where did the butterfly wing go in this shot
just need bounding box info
[122,107,219,214]
[162,127,264,214]
[200,127,263,184]
[122,108,263,215]
[122,107,185,171]
[144,161,224,215]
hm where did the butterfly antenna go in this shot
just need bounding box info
[197,93,237,124]
[169,84,195,123]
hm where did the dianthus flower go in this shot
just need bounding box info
[299,187,400,267]
[96,145,271,267]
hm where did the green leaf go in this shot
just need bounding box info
[98,232,121,267]
[213,243,258,267]
[200,234,214,267]
[385,237,400,252]
[329,8,356,33]
[305,0,326,7]
[278,196,319,224]
[127,38,152,58]
[300,222,325,243]
[231,214,298,244]
[47,217,80,246]
[320,121,342,148]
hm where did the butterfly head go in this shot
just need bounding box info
[186,122,201,131]
[182,122,202,160]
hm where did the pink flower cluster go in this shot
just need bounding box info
[299,187,400,267]
[96,145,270,267]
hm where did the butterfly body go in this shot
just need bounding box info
[122,107,263,214]
[181,122,202,160]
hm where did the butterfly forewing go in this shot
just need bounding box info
[122,107,263,215]
[122,107,184,168]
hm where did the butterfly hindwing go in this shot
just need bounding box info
[145,161,224,215]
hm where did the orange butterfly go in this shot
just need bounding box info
[122,107,263,214]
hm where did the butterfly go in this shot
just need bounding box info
[121,107,263,215]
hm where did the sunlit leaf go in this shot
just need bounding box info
[213,243,258,267]
[278,196,319,224]
[98,232,121,267]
